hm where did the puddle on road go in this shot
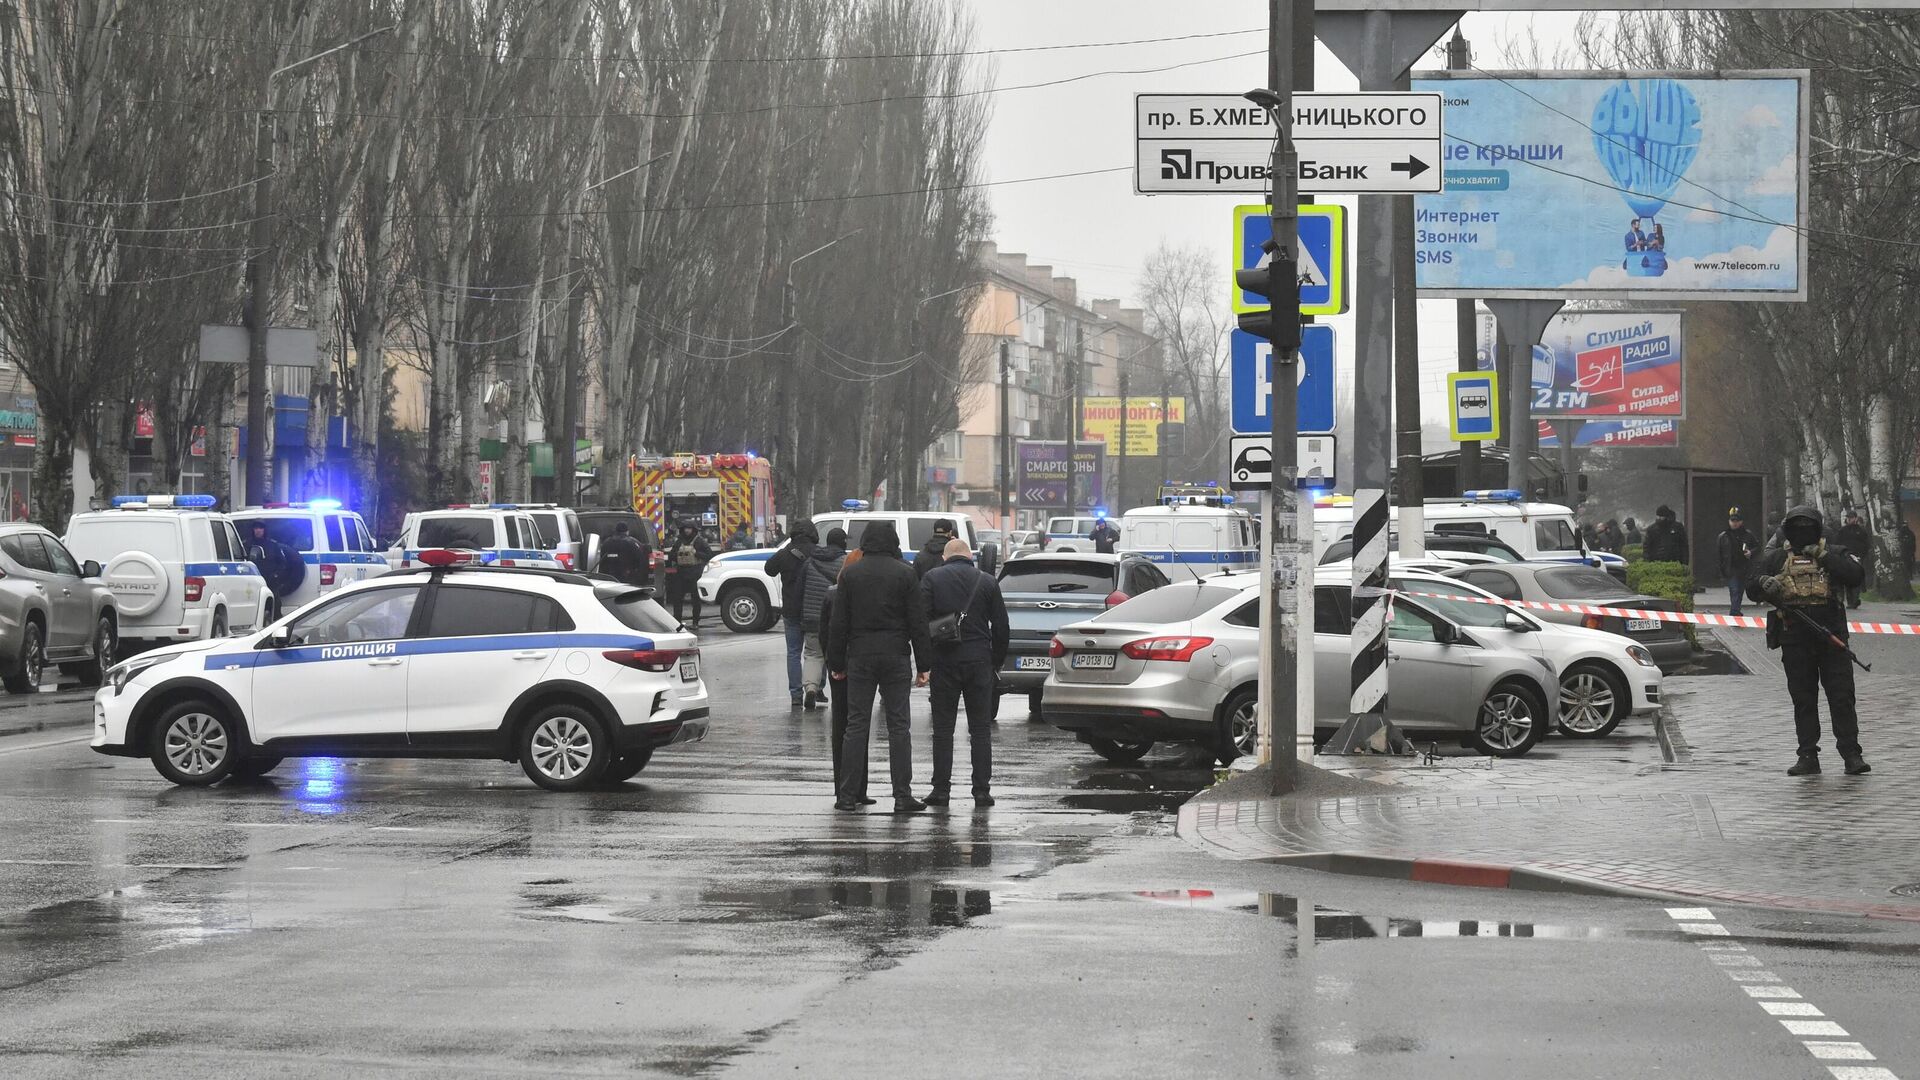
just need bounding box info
[0,882,254,991]
[516,879,995,928]
[1126,888,1624,941]
[1060,763,1215,816]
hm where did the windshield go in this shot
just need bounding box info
[999,561,1115,595]
[1533,518,1582,553]
[1535,566,1629,599]
[1096,584,1239,624]
[416,516,496,549]
[232,515,314,552]
[1008,606,1097,634]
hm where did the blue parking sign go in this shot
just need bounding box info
[1230,327,1335,436]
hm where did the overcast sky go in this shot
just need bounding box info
[960,3,1595,451]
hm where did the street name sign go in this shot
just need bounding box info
[1136,92,1444,195]
[1230,326,1336,436]
[1230,434,1336,491]
[1234,204,1347,317]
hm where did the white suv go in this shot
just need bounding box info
[65,495,270,644]
[91,559,710,791]
[510,504,599,573]
[230,501,385,612]
[387,507,563,572]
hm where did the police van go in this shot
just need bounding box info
[230,500,385,613]
[1118,488,1259,581]
[507,503,599,572]
[387,506,564,572]
[1310,490,1627,578]
[64,494,271,644]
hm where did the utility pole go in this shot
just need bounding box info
[999,340,1012,530]
[1447,27,1480,494]
[1117,367,1129,510]
[1391,52,1425,556]
[556,229,585,507]
[1071,326,1084,513]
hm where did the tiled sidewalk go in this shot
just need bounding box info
[1180,624,1920,920]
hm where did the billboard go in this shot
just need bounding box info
[1411,71,1807,300]
[1538,418,1679,449]
[1477,311,1684,418]
[1016,440,1106,510]
[1080,397,1186,457]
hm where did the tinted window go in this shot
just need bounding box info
[1224,600,1259,628]
[1007,606,1096,634]
[325,515,345,551]
[1534,518,1581,553]
[234,516,314,552]
[529,512,561,548]
[1389,603,1442,643]
[1391,578,1510,629]
[211,522,233,561]
[355,519,377,552]
[2,532,51,572]
[1534,566,1629,600]
[225,523,247,561]
[1432,521,1489,536]
[1313,587,1351,634]
[596,584,679,633]
[1459,569,1522,600]
[41,535,81,576]
[416,516,495,549]
[423,585,570,636]
[1097,584,1240,624]
[999,560,1116,595]
[285,586,421,647]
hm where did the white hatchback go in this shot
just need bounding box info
[65,495,270,644]
[91,558,709,791]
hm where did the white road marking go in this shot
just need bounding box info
[0,859,230,869]
[0,732,91,756]
[1667,908,1901,1080]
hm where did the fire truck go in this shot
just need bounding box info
[629,453,777,541]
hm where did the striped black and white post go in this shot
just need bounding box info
[1326,485,1407,753]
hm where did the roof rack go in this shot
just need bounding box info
[376,563,598,586]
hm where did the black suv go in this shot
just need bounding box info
[577,509,661,587]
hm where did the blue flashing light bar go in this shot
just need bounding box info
[842,499,872,511]
[111,494,218,509]
[307,498,342,510]
[1462,489,1524,503]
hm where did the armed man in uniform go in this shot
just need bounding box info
[1747,505,1870,777]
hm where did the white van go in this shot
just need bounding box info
[1311,490,1625,576]
[65,494,271,643]
[1118,502,1259,581]
[388,507,564,572]
[230,500,385,612]
[508,503,599,572]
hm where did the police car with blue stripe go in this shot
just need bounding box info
[230,499,385,611]
[387,506,564,573]
[1118,489,1260,582]
[64,494,271,644]
[91,550,709,791]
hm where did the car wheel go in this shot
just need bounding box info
[230,755,283,779]
[600,749,654,785]
[519,705,610,791]
[1470,681,1546,758]
[719,586,766,634]
[149,700,239,786]
[1086,737,1154,764]
[1027,689,1044,718]
[1216,687,1259,764]
[1558,663,1627,739]
[210,608,228,639]
[75,615,116,687]
[3,620,44,695]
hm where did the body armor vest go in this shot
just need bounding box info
[1777,548,1831,606]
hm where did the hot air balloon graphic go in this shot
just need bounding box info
[1592,79,1701,278]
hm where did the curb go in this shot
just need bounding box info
[1654,703,1692,765]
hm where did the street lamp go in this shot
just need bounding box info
[245,22,398,507]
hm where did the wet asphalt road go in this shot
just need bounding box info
[2,630,1917,1079]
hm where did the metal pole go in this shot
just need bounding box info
[1292,0,1317,767]
[1487,299,1564,498]
[1071,328,1084,513]
[1447,27,1479,495]
[1117,367,1129,511]
[1263,0,1302,795]
[1392,54,1424,557]
[999,340,1012,530]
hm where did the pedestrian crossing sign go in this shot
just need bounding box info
[1233,204,1346,317]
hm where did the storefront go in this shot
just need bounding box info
[0,394,37,521]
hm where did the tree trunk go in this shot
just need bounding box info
[1867,393,1910,599]
[306,256,343,499]
[90,399,127,506]
[30,417,75,531]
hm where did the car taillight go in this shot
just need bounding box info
[1582,614,1604,630]
[319,564,337,586]
[1120,636,1215,662]
[1105,590,1127,607]
[183,576,205,602]
[556,552,574,569]
[1048,637,1066,658]
[603,648,687,673]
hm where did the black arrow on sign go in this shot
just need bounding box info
[1391,157,1430,180]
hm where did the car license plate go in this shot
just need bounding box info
[1016,657,1051,671]
[679,656,700,681]
[1627,619,1662,631]
[1071,653,1116,670]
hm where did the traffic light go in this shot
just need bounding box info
[1234,238,1302,351]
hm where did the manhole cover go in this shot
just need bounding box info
[1891,882,1920,898]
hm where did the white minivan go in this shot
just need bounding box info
[65,494,271,644]
[230,500,385,613]
[1118,502,1260,581]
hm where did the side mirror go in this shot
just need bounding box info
[82,560,102,579]
[261,627,293,650]
[1433,621,1459,646]
[246,545,266,563]
[584,533,601,571]
[1503,611,1533,633]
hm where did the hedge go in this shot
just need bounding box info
[1626,559,1697,647]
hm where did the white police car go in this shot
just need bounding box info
[64,495,270,644]
[90,552,710,791]
[387,506,563,572]
[230,500,385,611]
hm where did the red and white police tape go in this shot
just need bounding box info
[1394,590,1920,636]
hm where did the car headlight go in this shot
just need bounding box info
[109,653,181,696]
[1626,644,1657,668]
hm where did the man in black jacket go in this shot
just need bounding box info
[597,522,652,588]
[914,519,958,579]
[1090,516,1120,555]
[1834,510,1874,609]
[795,528,847,709]
[1748,505,1869,777]
[763,521,821,707]
[828,522,933,813]
[1642,504,1689,564]
[1716,507,1759,617]
[919,537,1010,807]
[661,521,712,628]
